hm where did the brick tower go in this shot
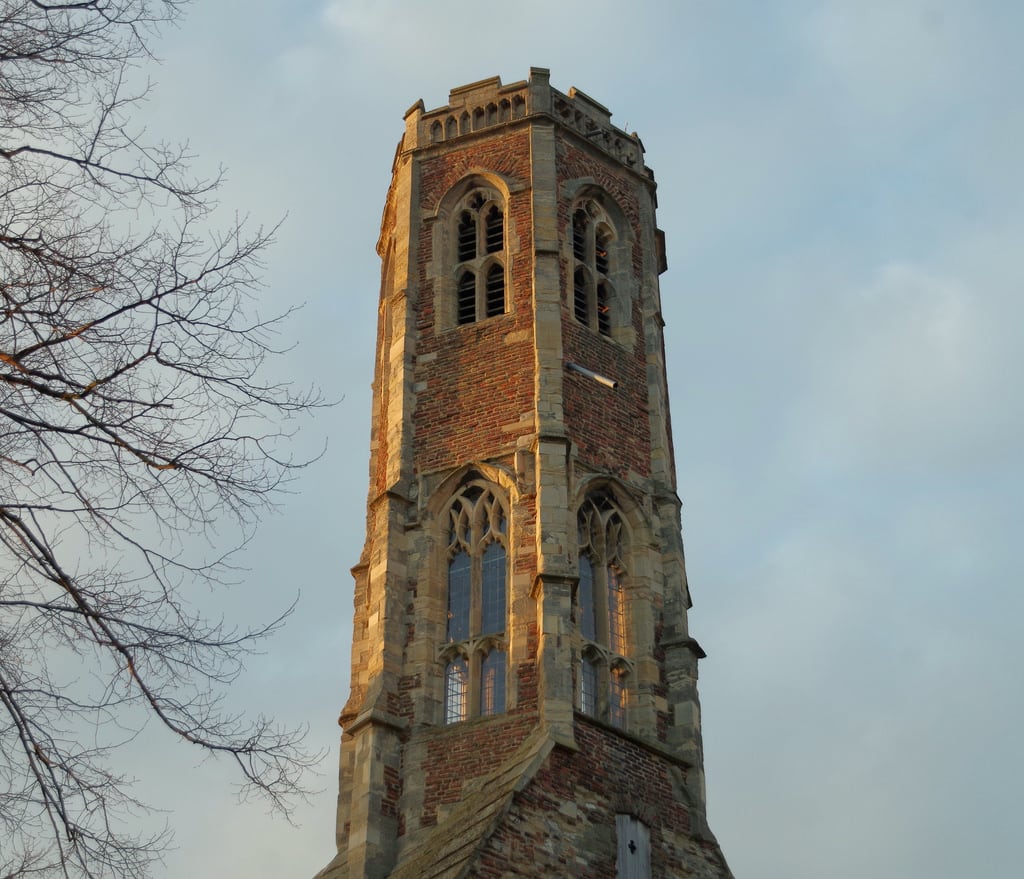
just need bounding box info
[316,69,733,879]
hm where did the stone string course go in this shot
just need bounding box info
[316,69,733,879]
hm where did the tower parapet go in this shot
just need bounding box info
[403,67,646,173]
[317,70,733,879]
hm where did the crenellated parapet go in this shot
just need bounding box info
[318,69,734,879]
[403,67,647,174]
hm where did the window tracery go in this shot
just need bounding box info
[441,482,509,724]
[452,189,506,326]
[577,494,631,728]
[570,201,617,337]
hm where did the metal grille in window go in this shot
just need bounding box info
[485,264,505,317]
[445,658,468,724]
[480,650,506,716]
[577,495,631,727]
[581,656,598,718]
[447,551,470,641]
[481,542,506,635]
[443,482,509,724]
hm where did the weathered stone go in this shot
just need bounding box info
[316,69,733,879]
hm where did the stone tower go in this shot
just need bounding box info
[316,69,733,879]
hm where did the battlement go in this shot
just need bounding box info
[317,71,734,879]
[403,67,646,172]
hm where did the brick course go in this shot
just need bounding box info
[317,70,732,879]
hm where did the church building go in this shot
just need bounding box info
[316,68,734,879]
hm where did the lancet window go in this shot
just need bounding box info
[571,201,616,337]
[453,189,506,325]
[442,482,509,724]
[577,494,631,728]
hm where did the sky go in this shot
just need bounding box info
[107,1,1024,876]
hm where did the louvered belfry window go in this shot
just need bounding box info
[570,200,616,337]
[451,189,506,325]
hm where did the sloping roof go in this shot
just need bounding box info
[388,727,556,879]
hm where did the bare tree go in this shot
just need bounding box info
[1,2,322,875]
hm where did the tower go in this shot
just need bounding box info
[317,69,733,879]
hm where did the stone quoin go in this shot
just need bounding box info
[315,68,734,879]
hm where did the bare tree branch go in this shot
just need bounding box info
[0,2,325,875]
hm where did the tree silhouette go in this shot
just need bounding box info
[1,2,321,874]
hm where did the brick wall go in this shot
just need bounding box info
[558,135,652,478]
[417,713,537,829]
[470,719,731,879]
[414,132,536,474]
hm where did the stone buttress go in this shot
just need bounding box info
[316,69,733,879]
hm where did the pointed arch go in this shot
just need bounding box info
[434,475,512,725]
[576,489,636,730]
[431,174,511,329]
[564,184,634,343]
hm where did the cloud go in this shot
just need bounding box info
[61,3,1022,877]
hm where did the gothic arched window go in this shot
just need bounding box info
[577,494,631,728]
[442,482,509,724]
[570,201,617,337]
[452,189,506,325]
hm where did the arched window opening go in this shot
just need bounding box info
[457,272,476,325]
[570,201,618,336]
[480,541,506,635]
[486,103,498,126]
[447,551,471,640]
[430,120,443,143]
[457,212,476,262]
[578,555,596,642]
[609,665,627,730]
[459,111,471,135]
[446,115,458,138]
[595,227,612,276]
[480,650,506,716]
[607,563,626,655]
[572,210,587,261]
[443,482,510,725]
[574,268,589,325]
[473,107,485,129]
[445,659,469,724]
[581,655,598,718]
[597,282,612,337]
[499,99,511,122]
[484,206,503,254]
[450,188,507,326]
[576,494,631,728]
[485,264,505,318]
